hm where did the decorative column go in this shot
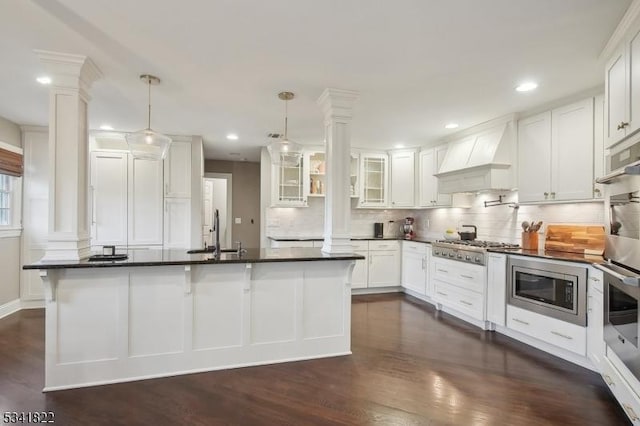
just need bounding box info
[37,51,102,261]
[317,88,359,254]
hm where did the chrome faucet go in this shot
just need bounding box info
[213,209,221,254]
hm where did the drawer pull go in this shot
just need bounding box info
[437,291,448,297]
[604,374,615,386]
[589,276,600,282]
[624,404,639,421]
[437,269,449,273]
[512,318,530,326]
[460,300,473,306]
[551,330,573,340]
[460,274,473,279]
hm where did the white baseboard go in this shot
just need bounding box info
[0,299,21,320]
[352,286,402,295]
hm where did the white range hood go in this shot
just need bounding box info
[434,115,517,193]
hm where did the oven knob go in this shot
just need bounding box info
[457,254,463,259]
[434,250,440,256]
[465,255,471,261]
[475,257,481,263]
[448,253,455,258]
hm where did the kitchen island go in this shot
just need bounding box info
[24,248,363,391]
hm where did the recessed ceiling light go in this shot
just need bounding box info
[394,143,405,149]
[445,123,459,129]
[515,82,538,92]
[36,76,51,85]
[99,124,114,131]
[226,133,239,140]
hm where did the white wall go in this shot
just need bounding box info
[265,192,604,245]
[0,116,22,306]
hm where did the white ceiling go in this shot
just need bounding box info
[0,0,632,161]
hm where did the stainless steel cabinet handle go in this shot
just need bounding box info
[437,291,448,296]
[460,274,473,279]
[550,330,573,340]
[437,268,449,273]
[544,192,549,198]
[550,192,556,199]
[512,318,530,326]
[623,404,639,421]
[589,276,600,282]
[603,375,615,386]
[618,121,630,130]
[460,300,473,306]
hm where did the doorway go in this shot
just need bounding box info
[202,173,232,248]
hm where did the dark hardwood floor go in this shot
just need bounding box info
[0,294,630,425]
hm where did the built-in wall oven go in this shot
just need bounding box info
[508,257,587,326]
[595,262,640,381]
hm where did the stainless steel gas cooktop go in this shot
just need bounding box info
[432,240,519,265]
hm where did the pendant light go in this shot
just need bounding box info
[125,74,172,160]
[267,91,302,167]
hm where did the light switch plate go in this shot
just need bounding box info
[235,217,241,224]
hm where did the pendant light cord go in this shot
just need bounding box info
[283,98,288,140]
[147,78,152,130]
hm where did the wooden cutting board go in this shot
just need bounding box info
[544,224,605,255]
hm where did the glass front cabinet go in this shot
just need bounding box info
[359,152,388,207]
[272,154,308,207]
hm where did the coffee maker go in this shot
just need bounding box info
[402,217,415,240]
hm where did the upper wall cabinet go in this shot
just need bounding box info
[272,156,308,207]
[419,146,451,207]
[605,21,640,148]
[389,150,415,207]
[164,140,192,198]
[518,97,595,203]
[359,153,388,208]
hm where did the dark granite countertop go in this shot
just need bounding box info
[23,248,365,270]
[487,248,605,265]
[268,236,436,243]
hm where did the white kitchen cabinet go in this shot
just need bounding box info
[164,197,191,248]
[272,158,307,207]
[601,356,640,425]
[306,151,326,197]
[401,241,429,296]
[419,146,451,207]
[90,151,128,246]
[164,140,192,198]
[604,21,640,148]
[351,240,369,289]
[128,156,164,246]
[367,240,400,287]
[486,253,507,327]
[586,267,605,369]
[507,304,587,356]
[91,151,163,248]
[359,153,388,207]
[517,97,595,203]
[389,150,415,207]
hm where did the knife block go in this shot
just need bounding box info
[521,232,538,250]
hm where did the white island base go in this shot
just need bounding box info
[39,260,354,391]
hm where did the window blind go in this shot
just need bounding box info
[0,147,23,177]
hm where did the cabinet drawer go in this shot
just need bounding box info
[432,259,485,293]
[506,305,586,356]
[434,280,484,321]
[601,356,640,425]
[369,240,399,251]
[351,240,369,251]
[402,241,427,254]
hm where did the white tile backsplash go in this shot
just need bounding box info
[266,192,605,244]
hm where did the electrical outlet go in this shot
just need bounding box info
[235,217,241,224]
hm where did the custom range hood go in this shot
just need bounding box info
[434,115,517,193]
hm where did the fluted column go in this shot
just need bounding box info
[317,88,359,254]
[37,51,102,261]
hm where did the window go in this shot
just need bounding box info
[0,174,11,226]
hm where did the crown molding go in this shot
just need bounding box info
[600,0,640,61]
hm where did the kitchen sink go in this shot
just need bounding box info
[187,248,238,254]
